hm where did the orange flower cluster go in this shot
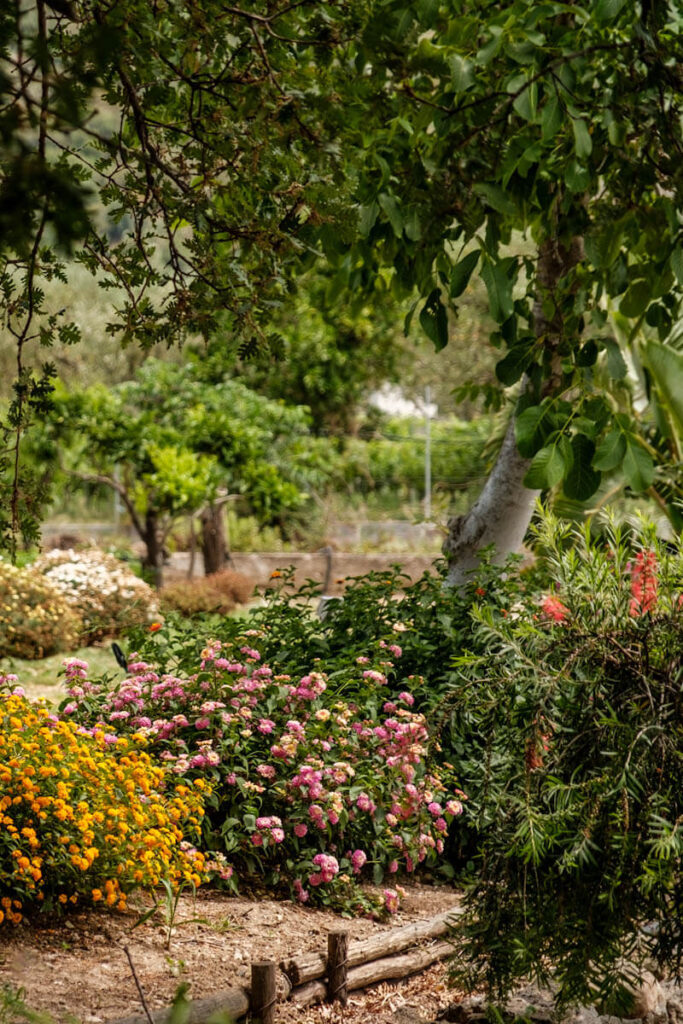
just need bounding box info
[0,690,209,924]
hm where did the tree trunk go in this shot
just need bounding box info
[443,417,540,587]
[141,509,165,589]
[200,502,229,575]
[443,236,584,586]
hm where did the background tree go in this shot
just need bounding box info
[3,0,682,569]
[51,362,337,582]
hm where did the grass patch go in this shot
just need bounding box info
[0,644,124,704]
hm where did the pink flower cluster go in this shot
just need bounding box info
[252,815,285,846]
[309,853,339,886]
[60,637,466,915]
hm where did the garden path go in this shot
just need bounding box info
[0,883,460,1023]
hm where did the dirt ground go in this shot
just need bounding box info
[0,883,462,1024]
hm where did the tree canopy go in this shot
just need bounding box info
[1,0,682,559]
[328,0,683,500]
[0,0,358,551]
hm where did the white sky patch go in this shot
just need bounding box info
[369,384,438,418]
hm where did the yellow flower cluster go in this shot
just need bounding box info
[0,691,209,924]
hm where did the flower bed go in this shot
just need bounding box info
[0,681,209,925]
[60,641,465,916]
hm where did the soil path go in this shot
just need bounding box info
[0,884,461,1024]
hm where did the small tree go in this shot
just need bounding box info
[52,362,329,583]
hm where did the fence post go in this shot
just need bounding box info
[327,930,349,1006]
[251,960,277,1024]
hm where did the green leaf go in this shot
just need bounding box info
[670,247,683,287]
[515,403,553,457]
[168,988,192,1024]
[622,438,654,492]
[564,435,601,500]
[512,81,537,122]
[403,298,419,335]
[619,279,652,318]
[358,202,379,237]
[603,338,628,379]
[541,94,563,141]
[449,54,474,92]
[450,250,480,298]
[565,160,590,193]
[595,0,628,21]
[419,288,449,351]
[476,32,503,66]
[473,183,517,217]
[576,339,598,367]
[404,206,422,241]
[481,260,514,323]
[496,345,531,386]
[524,444,565,489]
[378,194,403,238]
[642,340,683,437]
[572,118,593,159]
[592,430,626,472]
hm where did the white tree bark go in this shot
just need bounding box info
[443,415,539,587]
[443,236,584,586]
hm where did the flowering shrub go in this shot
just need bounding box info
[127,553,532,704]
[60,642,465,915]
[0,561,81,659]
[33,548,157,643]
[160,570,253,618]
[445,512,683,1008]
[0,683,210,924]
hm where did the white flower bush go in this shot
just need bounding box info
[33,549,157,643]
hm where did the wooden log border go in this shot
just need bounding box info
[110,905,461,1024]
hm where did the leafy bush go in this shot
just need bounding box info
[160,570,254,618]
[33,548,157,643]
[0,682,212,924]
[445,514,683,1008]
[60,643,465,915]
[0,561,81,659]
[127,556,532,707]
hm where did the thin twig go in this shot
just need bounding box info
[123,945,155,1024]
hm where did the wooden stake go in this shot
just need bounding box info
[281,907,461,986]
[251,960,277,1024]
[327,929,349,1006]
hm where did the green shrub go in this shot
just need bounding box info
[127,555,532,700]
[0,561,81,659]
[445,513,683,1008]
[341,416,491,501]
[160,570,254,617]
[32,548,157,643]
